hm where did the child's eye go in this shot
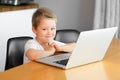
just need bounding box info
[51,28,56,30]
[42,28,47,30]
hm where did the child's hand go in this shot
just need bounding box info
[53,42,76,52]
[50,43,62,52]
[44,43,56,55]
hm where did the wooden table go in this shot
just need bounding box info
[0,39,120,80]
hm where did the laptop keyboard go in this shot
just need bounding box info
[54,59,69,66]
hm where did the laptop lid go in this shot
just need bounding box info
[66,27,118,69]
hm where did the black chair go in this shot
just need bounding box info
[5,36,33,70]
[55,29,80,43]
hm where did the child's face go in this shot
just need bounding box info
[33,18,56,43]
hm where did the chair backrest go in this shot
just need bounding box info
[5,36,33,70]
[54,29,80,43]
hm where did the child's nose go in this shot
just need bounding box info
[48,29,52,34]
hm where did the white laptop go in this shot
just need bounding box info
[35,27,118,69]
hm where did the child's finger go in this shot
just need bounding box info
[50,42,56,47]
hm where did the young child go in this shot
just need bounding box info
[24,7,76,63]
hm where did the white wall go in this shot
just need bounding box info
[35,0,95,31]
[0,9,36,72]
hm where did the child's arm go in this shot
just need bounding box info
[26,45,55,60]
[54,43,76,52]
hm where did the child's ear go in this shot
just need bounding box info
[32,27,37,34]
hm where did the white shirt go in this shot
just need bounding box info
[23,39,66,63]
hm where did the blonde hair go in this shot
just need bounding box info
[32,7,57,29]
